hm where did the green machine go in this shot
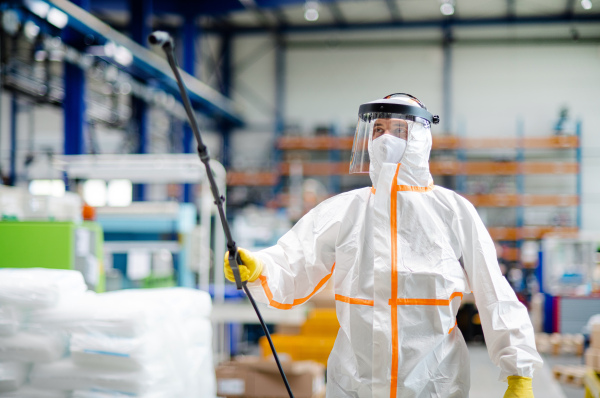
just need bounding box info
[0,221,105,292]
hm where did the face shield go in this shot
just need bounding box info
[349,93,439,175]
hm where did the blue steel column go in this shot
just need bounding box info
[9,95,17,186]
[62,0,89,159]
[274,33,286,194]
[130,0,152,201]
[219,31,233,168]
[182,15,197,203]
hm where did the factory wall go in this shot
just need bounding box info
[227,30,600,231]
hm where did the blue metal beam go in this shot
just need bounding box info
[63,63,86,156]
[219,31,233,168]
[39,0,244,126]
[182,15,196,203]
[88,0,344,17]
[130,0,152,45]
[205,14,600,34]
[62,0,89,163]
[130,0,152,201]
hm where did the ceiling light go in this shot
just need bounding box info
[103,42,116,57]
[24,21,40,40]
[2,9,21,35]
[107,180,132,207]
[25,0,50,19]
[304,1,319,22]
[440,3,455,16]
[83,180,107,207]
[114,46,133,67]
[47,7,68,29]
[581,0,592,10]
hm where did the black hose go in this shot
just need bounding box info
[149,31,295,398]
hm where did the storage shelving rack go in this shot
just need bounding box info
[229,128,581,282]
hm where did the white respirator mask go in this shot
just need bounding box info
[368,135,407,186]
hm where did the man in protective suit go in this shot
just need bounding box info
[224,93,542,398]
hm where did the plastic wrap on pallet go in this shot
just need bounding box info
[29,289,212,337]
[0,269,87,309]
[0,332,67,363]
[70,318,212,371]
[28,293,157,337]
[0,307,23,337]
[0,362,30,392]
[103,288,212,320]
[30,358,181,395]
[0,385,69,397]
[72,390,171,398]
[20,285,215,397]
[70,331,165,371]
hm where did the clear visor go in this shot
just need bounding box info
[349,112,428,174]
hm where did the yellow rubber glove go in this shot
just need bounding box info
[223,248,263,283]
[504,376,533,398]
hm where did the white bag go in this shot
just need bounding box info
[102,288,212,320]
[72,389,171,398]
[29,293,157,337]
[0,269,87,309]
[0,362,30,392]
[70,331,164,371]
[0,332,67,363]
[0,307,22,336]
[30,359,180,395]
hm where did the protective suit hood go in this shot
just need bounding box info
[370,120,433,188]
[349,93,438,188]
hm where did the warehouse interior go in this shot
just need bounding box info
[1,0,600,397]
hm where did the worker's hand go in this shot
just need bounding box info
[223,248,263,283]
[503,376,533,398]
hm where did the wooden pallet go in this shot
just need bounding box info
[552,365,588,388]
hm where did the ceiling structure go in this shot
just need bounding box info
[86,0,600,35]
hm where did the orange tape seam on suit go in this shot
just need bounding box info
[258,263,336,310]
[389,292,464,335]
[335,294,374,306]
[388,165,445,397]
[390,163,401,398]
[371,183,434,195]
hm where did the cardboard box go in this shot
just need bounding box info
[585,347,600,371]
[216,357,325,398]
[591,324,600,349]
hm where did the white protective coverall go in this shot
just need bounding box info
[245,115,543,397]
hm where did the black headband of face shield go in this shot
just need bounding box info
[358,94,440,125]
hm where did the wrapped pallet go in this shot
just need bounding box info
[29,288,215,397]
[0,269,215,397]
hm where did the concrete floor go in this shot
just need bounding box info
[468,343,584,398]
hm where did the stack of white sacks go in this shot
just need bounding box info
[0,268,215,398]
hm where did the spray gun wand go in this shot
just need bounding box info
[148,31,294,398]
